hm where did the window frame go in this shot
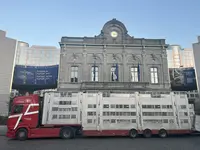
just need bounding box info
[70,66,78,83]
[130,66,139,82]
[111,66,119,81]
[150,67,158,84]
[12,105,24,114]
[91,66,99,82]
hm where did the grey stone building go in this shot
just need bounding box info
[0,30,17,115]
[58,19,170,93]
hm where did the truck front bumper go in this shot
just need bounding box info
[6,129,15,138]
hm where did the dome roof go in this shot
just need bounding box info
[102,18,128,34]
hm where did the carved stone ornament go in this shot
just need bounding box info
[142,49,146,55]
[93,53,97,60]
[72,53,77,61]
[112,54,117,61]
[132,54,136,61]
[161,50,167,57]
[151,54,156,61]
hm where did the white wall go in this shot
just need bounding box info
[0,30,17,115]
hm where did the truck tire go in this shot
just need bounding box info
[159,129,167,138]
[16,128,28,141]
[143,129,152,138]
[129,129,138,138]
[60,127,74,139]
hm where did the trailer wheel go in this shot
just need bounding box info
[159,129,167,138]
[60,127,74,139]
[16,128,28,141]
[143,129,152,138]
[129,129,138,138]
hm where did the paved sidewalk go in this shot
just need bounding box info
[0,126,7,136]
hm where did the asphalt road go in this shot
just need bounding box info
[1,135,200,150]
[0,126,7,136]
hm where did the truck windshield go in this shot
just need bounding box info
[12,105,23,114]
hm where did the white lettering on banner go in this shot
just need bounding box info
[8,104,39,130]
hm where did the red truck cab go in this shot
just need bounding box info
[7,94,40,140]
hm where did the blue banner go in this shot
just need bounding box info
[13,65,58,86]
[115,63,119,81]
[169,67,197,91]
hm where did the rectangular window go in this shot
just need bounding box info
[111,104,115,108]
[131,119,136,123]
[131,105,135,108]
[88,104,96,108]
[130,67,138,82]
[91,66,99,81]
[59,115,70,119]
[71,66,78,83]
[180,105,187,109]
[71,114,76,119]
[111,66,119,81]
[12,105,23,114]
[103,104,109,108]
[87,112,96,116]
[52,107,58,111]
[87,119,92,124]
[59,101,71,105]
[111,119,116,123]
[163,119,168,123]
[155,105,161,109]
[150,67,158,84]
[103,119,110,124]
[167,112,174,116]
[72,107,77,111]
[124,105,129,108]
[52,114,57,119]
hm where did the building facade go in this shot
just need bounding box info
[0,30,17,115]
[193,36,200,96]
[58,19,170,93]
[12,41,60,92]
[167,45,194,68]
[15,41,60,66]
[183,48,194,68]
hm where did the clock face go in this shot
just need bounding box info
[111,31,118,38]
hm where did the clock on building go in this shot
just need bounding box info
[110,31,118,38]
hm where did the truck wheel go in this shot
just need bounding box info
[143,129,152,138]
[129,129,138,138]
[159,129,167,138]
[60,127,74,139]
[16,128,28,141]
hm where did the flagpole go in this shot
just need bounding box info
[115,63,118,81]
[93,60,96,81]
[138,63,140,82]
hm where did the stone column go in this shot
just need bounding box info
[141,47,146,82]
[161,47,170,89]
[122,49,127,82]
[122,45,126,82]
[58,45,67,89]
[82,45,87,81]
[103,45,107,82]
